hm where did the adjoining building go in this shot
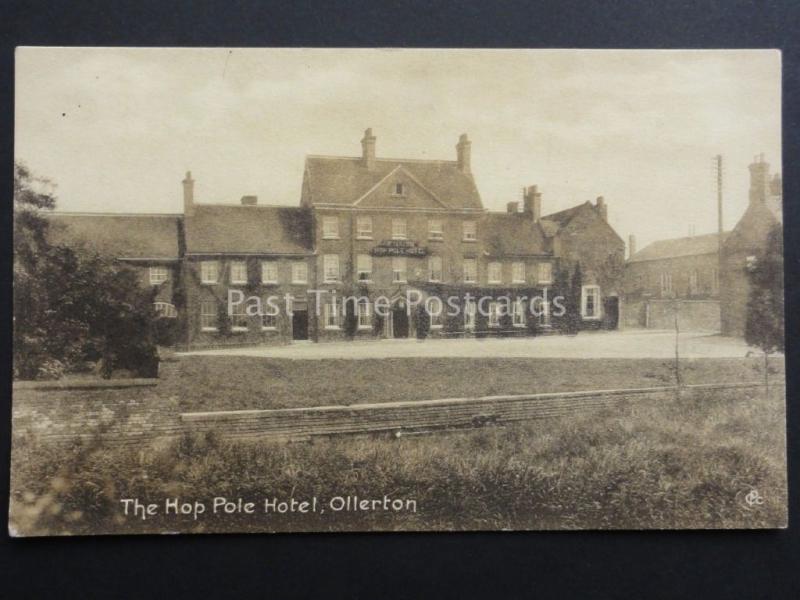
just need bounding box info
[622,231,728,331]
[720,154,783,337]
[48,129,625,348]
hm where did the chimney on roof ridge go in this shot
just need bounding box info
[770,172,782,196]
[507,201,519,213]
[749,154,771,205]
[241,195,258,206]
[522,185,542,223]
[361,128,376,169]
[182,171,194,217]
[456,133,471,174]
[595,196,607,221]
[628,234,637,258]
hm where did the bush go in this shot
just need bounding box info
[414,304,429,340]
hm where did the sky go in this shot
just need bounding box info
[15,48,781,252]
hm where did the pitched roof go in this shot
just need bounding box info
[47,213,181,260]
[303,156,483,210]
[541,202,591,227]
[184,204,312,255]
[628,232,730,263]
[481,213,550,257]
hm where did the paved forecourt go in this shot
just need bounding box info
[181,330,759,361]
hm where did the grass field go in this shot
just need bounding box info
[10,356,787,535]
[161,355,783,412]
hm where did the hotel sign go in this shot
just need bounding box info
[370,240,429,257]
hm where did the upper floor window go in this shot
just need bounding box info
[292,261,308,284]
[201,260,219,284]
[488,262,502,284]
[357,254,372,281]
[463,258,477,284]
[262,261,278,284]
[428,256,443,282]
[323,254,340,283]
[660,272,673,296]
[392,218,407,240]
[149,266,168,285]
[230,260,247,285]
[581,285,601,319]
[512,262,526,284]
[746,255,758,271]
[392,257,407,283]
[462,221,477,242]
[392,183,406,196]
[356,216,373,239]
[322,216,339,239]
[428,219,444,241]
[537,262,552,285]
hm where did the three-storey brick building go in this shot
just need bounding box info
[49,129,625,348]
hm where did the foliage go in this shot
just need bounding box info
[745,223,785,355]
[13,162,159,379]
[216,302,232,336]
[414,303,429,339]
[343,297,358,339]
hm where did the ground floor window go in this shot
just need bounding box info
[512,299,525,327]
[149,266,168,285]
[231,301,248,331]
[324,299,340,329]
[430,306,443,329]
[581,285,601,319]
[357,299,372,329]
[533,298,550,326]
[154,302,177,318]
[660,272,673,296]
[261,298,278,330]
[464,299,476,330]
[200,300,217,331]
[488,301,501,327]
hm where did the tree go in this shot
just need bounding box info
[745,223,784,388]
[13,162,159,379]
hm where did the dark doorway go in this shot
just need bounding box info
[603,297,619,330]
[292,310,309,340]
[392,306,409,338]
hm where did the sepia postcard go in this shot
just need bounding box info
[10,48,786,536]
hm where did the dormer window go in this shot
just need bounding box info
[392,183,406,197]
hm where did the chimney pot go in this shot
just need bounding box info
[523,185,542,223]
[595,196,607,221]
[240,195,258,206]
[456,133,471,174]
[182,171,195,216]
[361,128,376,169]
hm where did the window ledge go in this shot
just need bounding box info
[230,281,247,286]
[430,325,443,330]
[201,327,218,332]
[292,281,308,285]
[357,325,372,330]
[325,326,341,330]
[322,236,340,240]
[356,236,373,241]
[261,327,277,331]
[393,280,408,284]
[231,326,249,332]
[462,238,477,243]
[201,281,218,285]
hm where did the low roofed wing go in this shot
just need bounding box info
[304,157,483,210]
[629,232,730,263]
[184,204,312,255]
[47,213,181,260]
[482,213,549,257]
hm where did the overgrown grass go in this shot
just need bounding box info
[10,385,787,535]
[162,356,784,411]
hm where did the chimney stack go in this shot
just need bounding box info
[595,196,607,221]
[456,133,471,174]
[770,172,783,196]
[506,201,519,213]
[523,185,542,222]
[240,195,258,206]
[182,171,194,216]
[628,234,637,258]
[361,128,376,169]
[748,154,771,205]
